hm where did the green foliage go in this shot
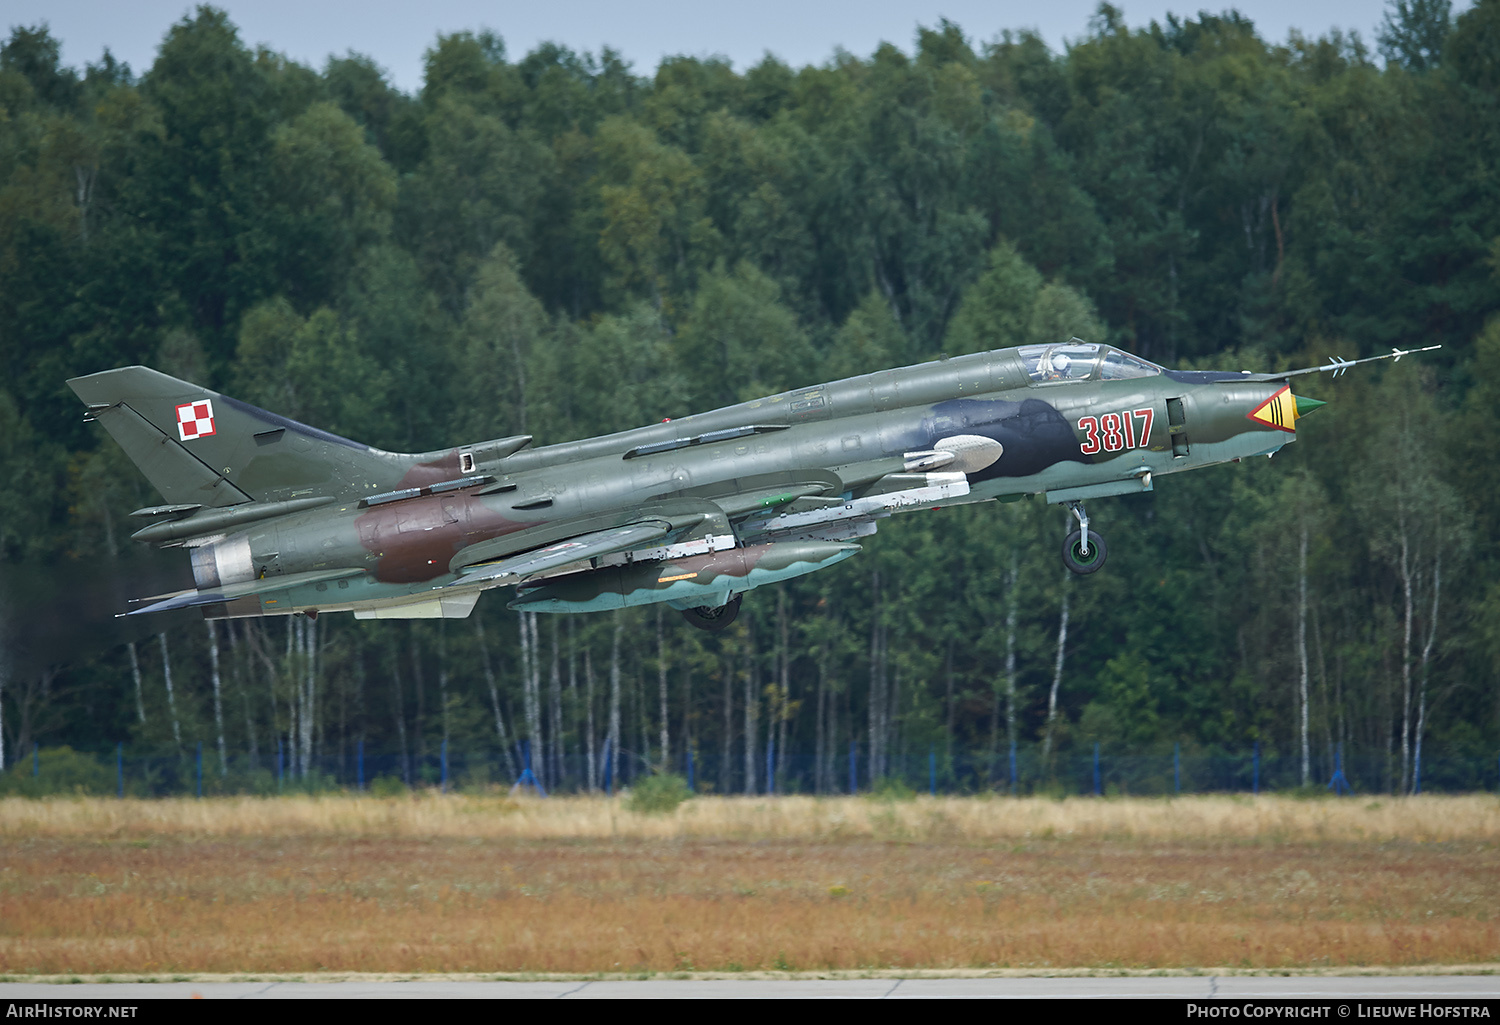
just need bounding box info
[0,7,1497,799]
[137,7,280,367]
[1379,0,1453,72]
[595,115,720,307]
[868,776,917,801]
[1079,654,1161,751]
[341,244,451,449]
[1450,316,1500,549]
[944,239,1105,357]
[626,772,693,813]
[324,53,422,170]
[0,747,113,797]
[457,763,493,792]
[0,388,59,560]
[673,261,811,407]
[235,299,394,441]
[397,95,550,316]
[286,770,342,795]
[943,239,1044,355]
[244,769,278,796]
[823,292,908,379]
[528,303,688,439]
[269,101,397,309]
[452,243,550,438]
[369,774,407,797]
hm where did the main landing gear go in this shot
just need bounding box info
[681,592,743,632]
[1061,500,1107,575]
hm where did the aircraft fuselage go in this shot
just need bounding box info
[176,347,1294,619]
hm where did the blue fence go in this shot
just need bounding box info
[4,739,1498,798]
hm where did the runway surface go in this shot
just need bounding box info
[3,976,1500,998]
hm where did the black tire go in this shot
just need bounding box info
[681,592,743,632]
[1062,529,1107,574]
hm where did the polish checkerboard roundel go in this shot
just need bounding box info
[175,400,216,441]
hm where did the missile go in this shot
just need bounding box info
[509,540,861,613]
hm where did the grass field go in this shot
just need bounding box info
[2,794,1497,975]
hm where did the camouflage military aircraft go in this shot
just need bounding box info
[69,340,1437,631]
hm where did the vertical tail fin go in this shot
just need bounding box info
[67,366,388,506]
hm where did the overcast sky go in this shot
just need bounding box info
[8,1,1446,92]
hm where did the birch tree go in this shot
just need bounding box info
[608,613,622,789]
[390,644,410,784]
[438,620,449,757]
[1005,553,1020,765]
[474,613,519,782]
[158,632,182,757]
[519,612,543,785]
[584,646,598,790]
[127,641,146,725]
[549,620,564,784]
[743,619,758,793]
[775,590,792,789]
[301,615,317,777]
[1249,470,1331,787]
[1356,372,1467,793]
[719,649,734,793]
[656,608,670,772]
[1042,574,1069,766]
[207,621,226,775]
[227,622,258,768]
[867,569,883,785]
[1410,491,1470,790]
[567,617,580,789]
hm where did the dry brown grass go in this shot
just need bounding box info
[4,793,1498,843]
[1,795,1496,975]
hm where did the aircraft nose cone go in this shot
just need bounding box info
[1293,394,1326,418]
[1248,387,1323,432]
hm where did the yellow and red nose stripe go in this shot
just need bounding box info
[1247,386,1325,433]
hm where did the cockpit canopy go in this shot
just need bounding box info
[1018,341,1162,383]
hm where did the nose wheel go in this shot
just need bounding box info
[1061,501,1107,575]
[681,592,743,632]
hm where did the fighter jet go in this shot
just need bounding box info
[68,340,1437,631]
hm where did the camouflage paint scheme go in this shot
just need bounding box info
[68,340,1374,622]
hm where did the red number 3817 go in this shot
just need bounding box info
[1078,408,1154,455]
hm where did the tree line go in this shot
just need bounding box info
[1,1,1498,794]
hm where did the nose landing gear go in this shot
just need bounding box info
[1061,500,1107,575]
[681,592,743,632]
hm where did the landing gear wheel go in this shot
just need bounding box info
[1062,529,1107,574]
[681,593,743,632]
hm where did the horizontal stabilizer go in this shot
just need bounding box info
[457,521,673,584]
[125,567,366,615]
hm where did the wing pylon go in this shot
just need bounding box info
[456,521,675,585]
